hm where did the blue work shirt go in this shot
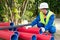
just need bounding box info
[30,11,55,31]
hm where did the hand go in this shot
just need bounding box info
[25,26,32,29]
[41,27,45,33]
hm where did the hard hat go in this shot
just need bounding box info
[39,2,49,9]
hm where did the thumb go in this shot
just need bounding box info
[41,27,45,32]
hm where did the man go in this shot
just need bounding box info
[30,2,56,40]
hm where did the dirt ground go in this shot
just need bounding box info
[55,31,60,40]
[55,18,60,40]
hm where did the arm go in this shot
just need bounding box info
[45,14,55,31]
[30,15,40,26]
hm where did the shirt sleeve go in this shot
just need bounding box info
[45,14,55,30]
[30,15,40,26]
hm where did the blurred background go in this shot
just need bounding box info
[0,0,60,40]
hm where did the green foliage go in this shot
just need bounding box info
[0,0,60,22]
[22,10,33,20]
[12,7,18,14]
[3,15,8,22]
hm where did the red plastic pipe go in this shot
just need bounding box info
[36,34,51,40]
[0,22,10,26]
[19,32,36,40]
[17,27,40,34]
[0,22,10,31]
[0,30,18,40]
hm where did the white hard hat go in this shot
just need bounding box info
[39,2,49,9]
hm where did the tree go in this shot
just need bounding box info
[0,0,60,24]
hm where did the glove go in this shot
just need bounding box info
[41,27,45,33]
[25,26,32,29]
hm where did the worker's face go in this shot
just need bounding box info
[40,8,47,14]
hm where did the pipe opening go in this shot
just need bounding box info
[32,35,36,40]
[14,31,18,35]
[11,34,18,40]
[39,29,42,34]
[50,36,54,40]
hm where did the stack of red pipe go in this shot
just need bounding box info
[17,27,52,40]
[0,22,52,40]
[0,22,18,40]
